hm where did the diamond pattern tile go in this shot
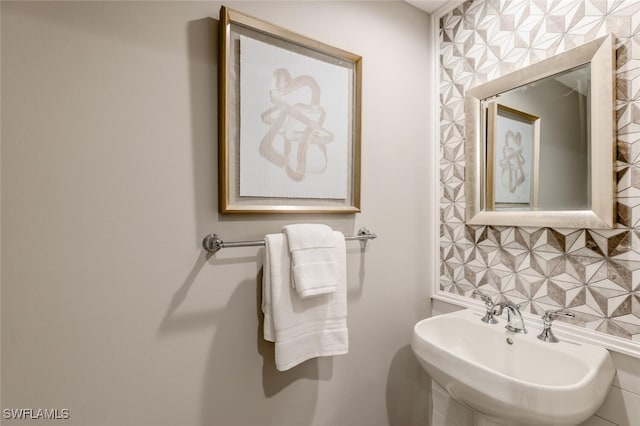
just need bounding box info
[440,0,640,341]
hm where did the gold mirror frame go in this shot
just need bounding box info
[464,34,616,229]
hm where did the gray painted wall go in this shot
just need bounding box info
[1,2,434,425]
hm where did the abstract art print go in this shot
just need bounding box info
[219,6,361,213]
[487,103,540,210]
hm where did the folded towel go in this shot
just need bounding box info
[282,224,336,251]
[262,232,348,371]
[283,224,340,298]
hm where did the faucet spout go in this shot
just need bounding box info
[493,302,527,334]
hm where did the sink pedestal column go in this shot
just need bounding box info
[474,413,518,426]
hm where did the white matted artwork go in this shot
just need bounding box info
[239,35,349,199]
[218,6,361,214]
[487,103,540,209]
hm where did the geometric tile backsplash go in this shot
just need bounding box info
[439,0,640,341]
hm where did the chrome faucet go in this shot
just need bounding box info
[537,309,575,342]
[472,289,498,324]
[493,301,527,334]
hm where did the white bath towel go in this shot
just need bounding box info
[262,232,348,371]
[282,224,340,298]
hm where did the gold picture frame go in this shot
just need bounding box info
[219,6,362,214]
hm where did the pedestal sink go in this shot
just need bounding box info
[411,309,615,426]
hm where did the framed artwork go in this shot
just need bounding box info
[486,103,540,210]
[218,6,362,213]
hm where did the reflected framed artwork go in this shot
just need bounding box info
[486,103,540,210]
[218,6,362,214]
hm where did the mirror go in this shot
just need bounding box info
[464,34,615,229]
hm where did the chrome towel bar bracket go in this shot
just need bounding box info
[202,227,377,254]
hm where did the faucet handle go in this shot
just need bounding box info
[537,309,575,343]
[471,289,498,324]
[542,309,575,323]
[472,289,494,306]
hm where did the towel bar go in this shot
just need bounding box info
[202,227,377,254]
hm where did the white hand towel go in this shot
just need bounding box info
[262,232,348,371]
[282,224,340,298]
[282,224,336,251]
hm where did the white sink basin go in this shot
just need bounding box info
[411,309,615,426]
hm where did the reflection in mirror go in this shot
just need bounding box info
[484,64,590,212]
[465,34,615,229]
